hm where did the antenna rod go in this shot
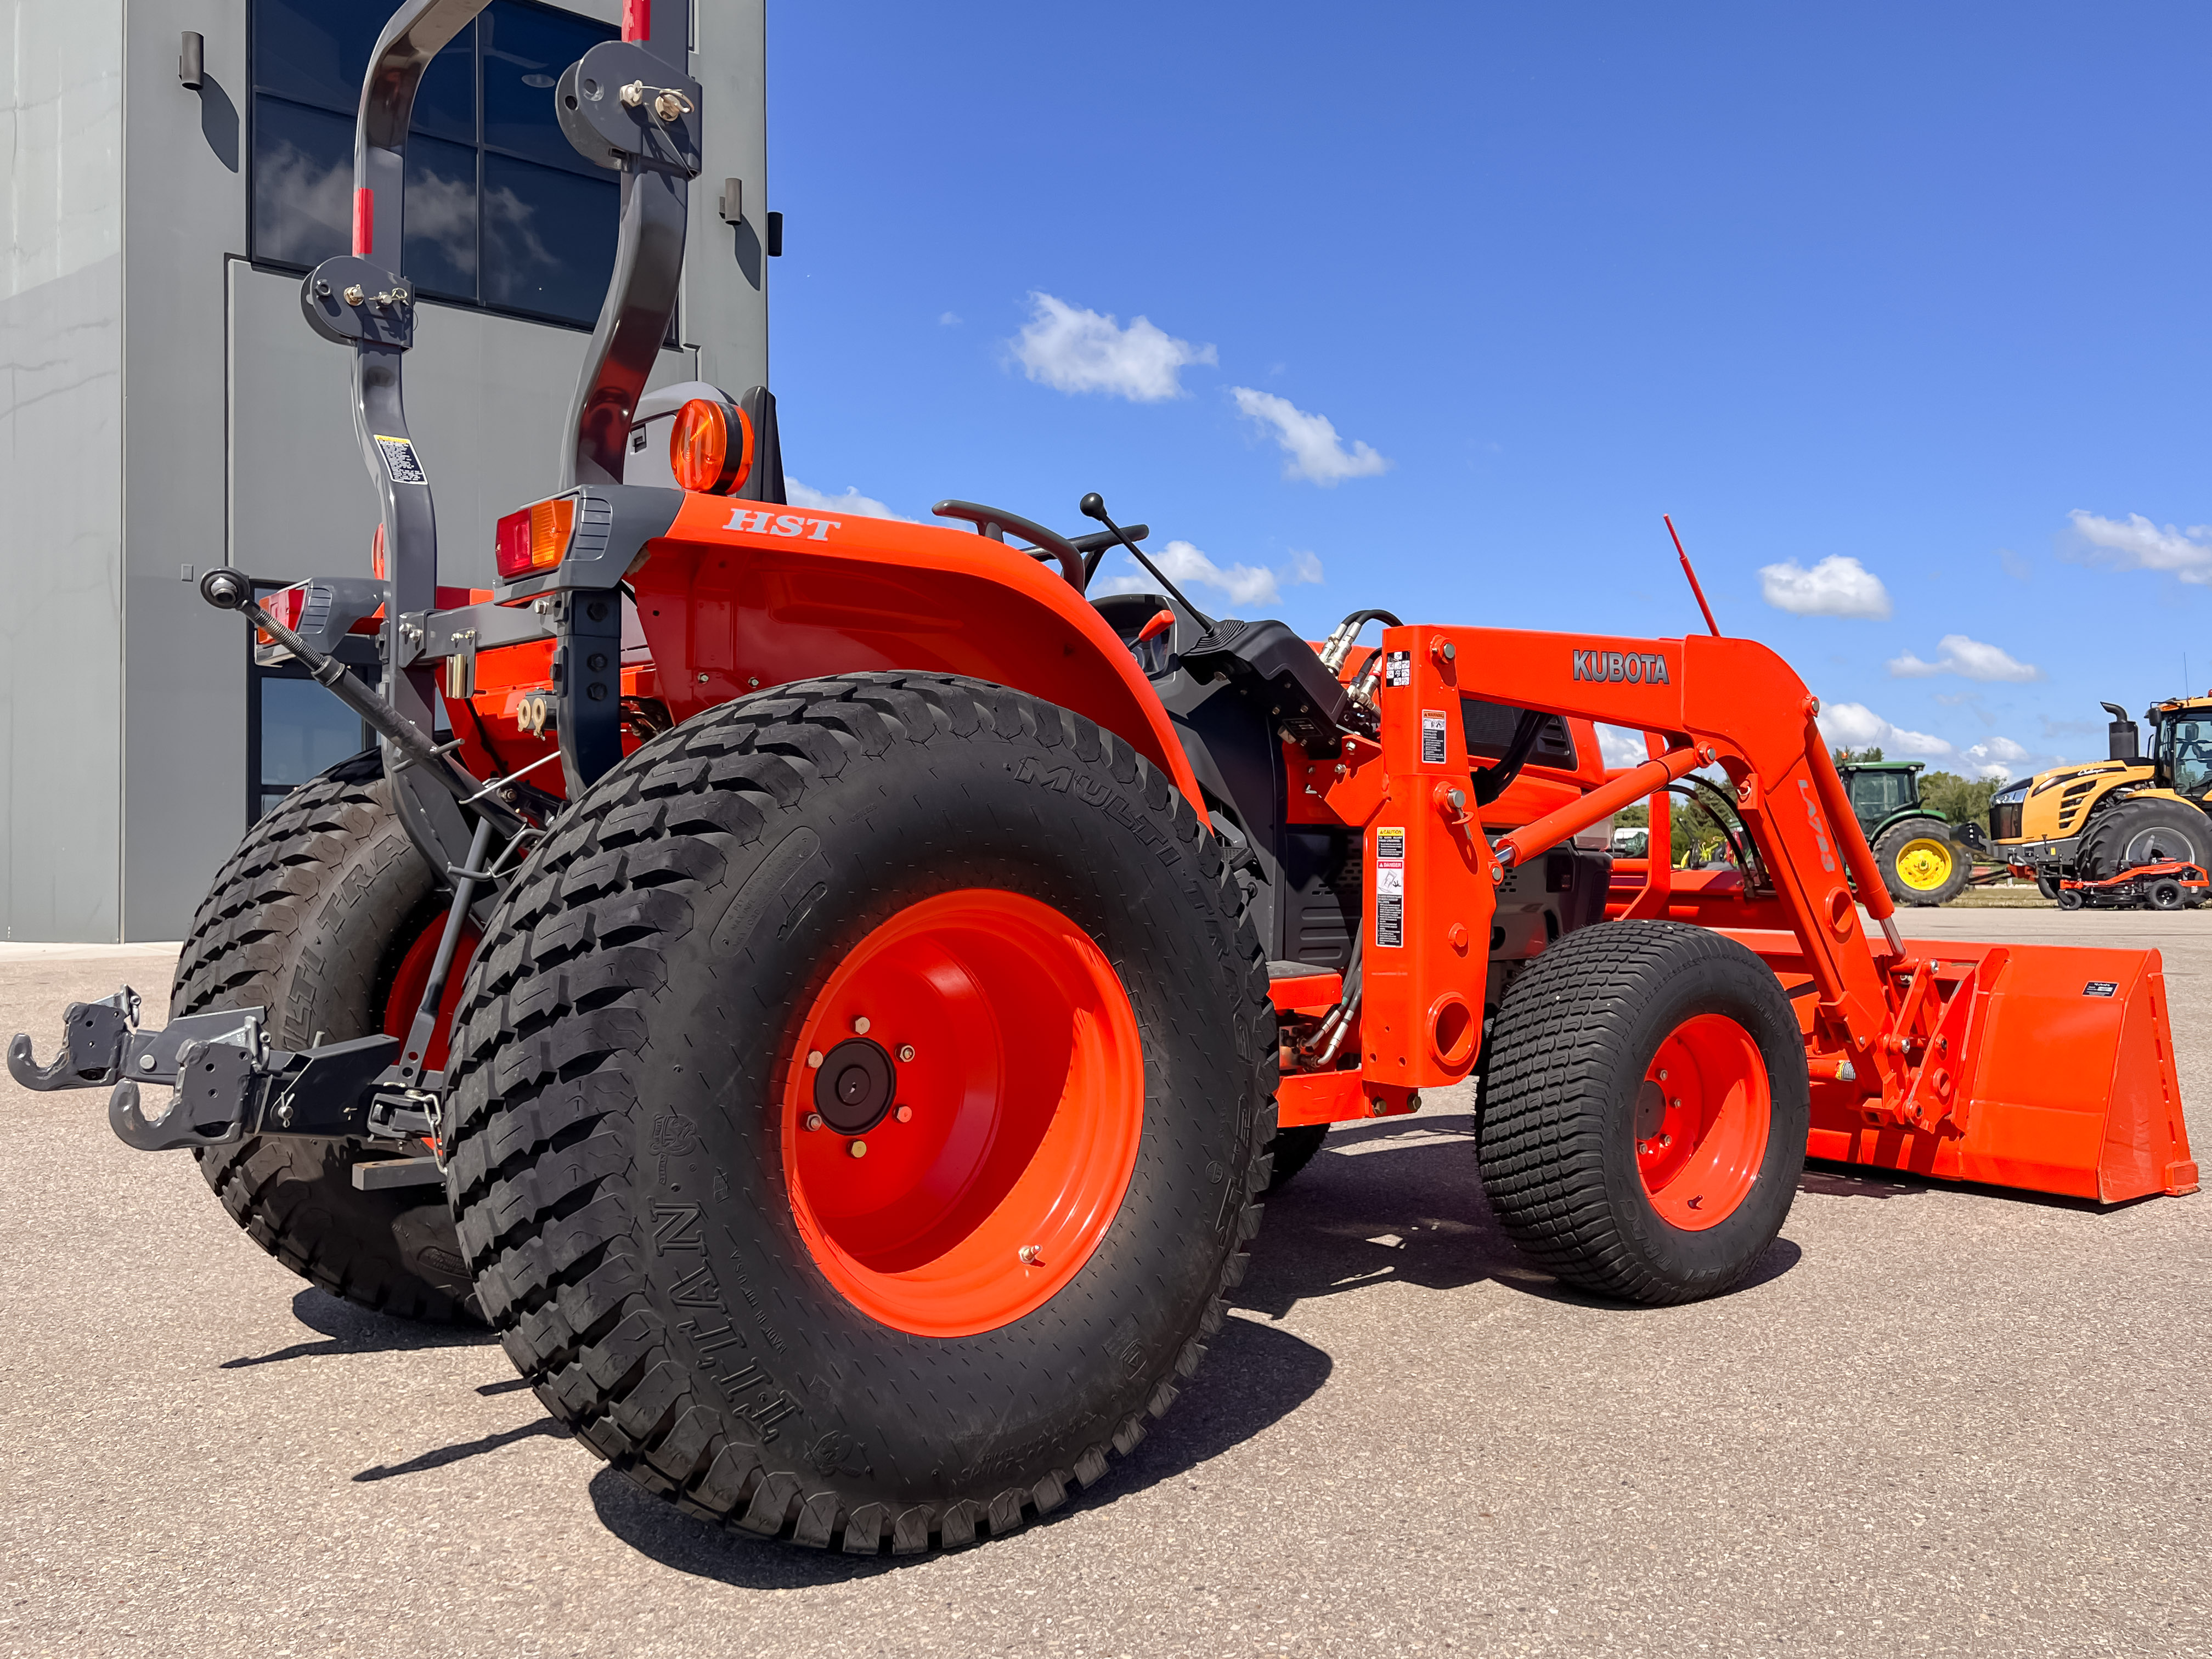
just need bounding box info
[1665,514,1721,637]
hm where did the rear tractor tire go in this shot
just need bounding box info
[443,674,1276,1553]
[2081,797,2212,882]
[1874,820,1969,907]
[172,752,478,1323]
[1476,920,1808,1305]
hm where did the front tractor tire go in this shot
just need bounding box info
[171,752,478,1322]
[1476,921,1808,1306]
[1875,819,1970,907]
[443,675,1276,1553]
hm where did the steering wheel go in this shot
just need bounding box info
[931,500,1085,590]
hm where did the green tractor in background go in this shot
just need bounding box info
[1835,758,1973,906]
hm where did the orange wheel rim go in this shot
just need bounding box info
[781,889,1144,1337]
[381,915,478,1076]
[1633,1013,1770,1231]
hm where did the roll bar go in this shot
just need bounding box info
[294,0,702,865]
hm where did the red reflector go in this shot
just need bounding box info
[256,583,310,647]
[623,0,649,41]
[353,188,373,257]
[370,522,387,582]
[495,498,577,580]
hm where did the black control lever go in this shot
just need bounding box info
[1078,494,1215,630]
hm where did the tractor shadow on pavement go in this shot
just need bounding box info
[587,1312,1335,1588]
[222,1287,499,1370]
[1233,1114,1802,1318]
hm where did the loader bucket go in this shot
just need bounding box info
[1807,942,2199,1203]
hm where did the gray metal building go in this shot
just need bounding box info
[1,0,769,941]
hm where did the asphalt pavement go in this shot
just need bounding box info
[2,908,2206,1659]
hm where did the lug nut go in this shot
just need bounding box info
[898,1044,915,1062]
[853,1016,871,1035]
[848,1139,867,1159]
[806,1051,823,1069]
[895,1105,912,1123]
[804,1113,822,1131]
[1018,1245,1042,1265]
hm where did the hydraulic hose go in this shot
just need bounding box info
[1319,609,1404,672]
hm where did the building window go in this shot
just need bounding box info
[250,0,629,331]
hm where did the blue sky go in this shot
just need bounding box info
[761,3,2212,778]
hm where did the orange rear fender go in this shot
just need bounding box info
[627,496,1206,810]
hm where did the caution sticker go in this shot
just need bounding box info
[2083,981,2117,997]
[1374,827,1406,948]
[1421,708,1448,765]
[1384,650,1412,687]
[374,434,426,486]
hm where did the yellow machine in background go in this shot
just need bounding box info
[1976,696,2212,895]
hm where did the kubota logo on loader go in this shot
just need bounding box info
[1797,778,1837,872]
[1571,648,1669,685]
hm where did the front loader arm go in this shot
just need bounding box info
[1328,626,1917,1109]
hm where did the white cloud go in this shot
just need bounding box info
[1757,556,1892,619]
[786,478,912,522]
[1595,725,1650,770]
[2066,509,2212,584]
[1964,736,2030,781]
[1093,540,1323,610]
[938,311,962,326]
[1228,387,1391,486]
[1816,701,1955,759]
[1886,633,2041,682]
[1009,292,1215,402]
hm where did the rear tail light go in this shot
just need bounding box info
[495,496,578,580]
[670,396,754,495]
[257,583,309,646]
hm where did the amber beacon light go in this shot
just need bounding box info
[670,396,754,495]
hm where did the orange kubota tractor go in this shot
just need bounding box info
[9,0,2197,1557]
